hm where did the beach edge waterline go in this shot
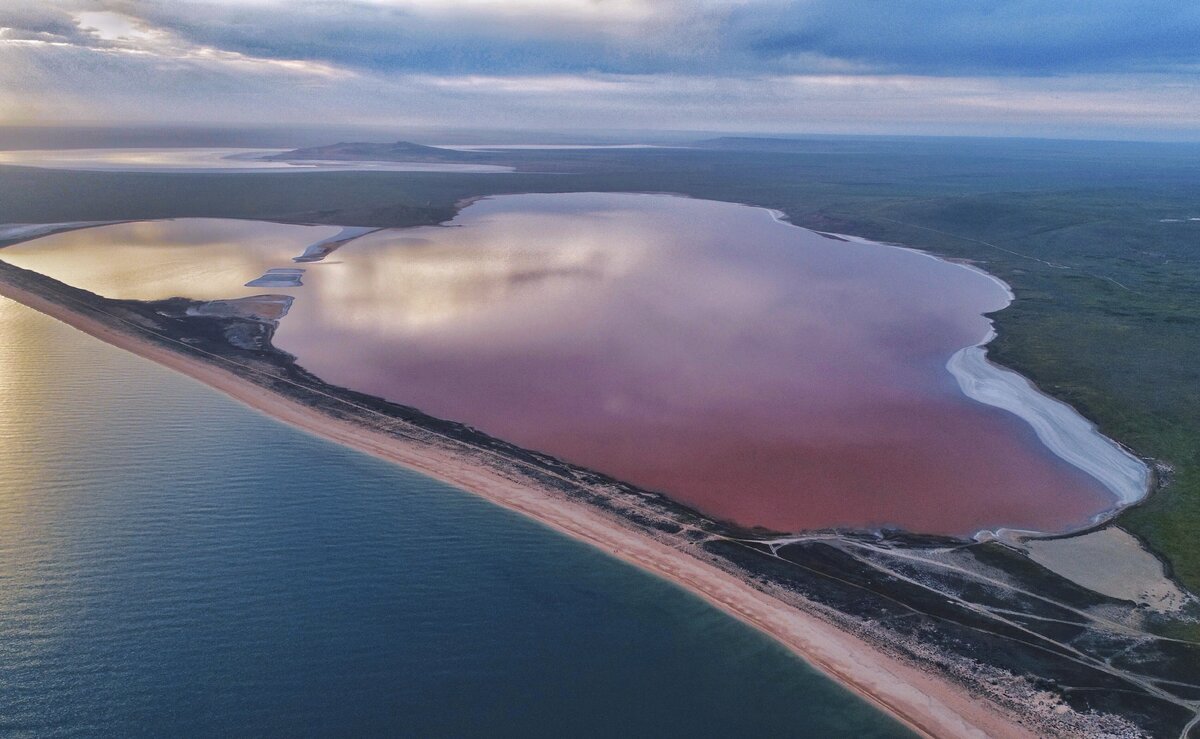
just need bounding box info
[0,272,1030,739]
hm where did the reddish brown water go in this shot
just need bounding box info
[3,194,1115,534]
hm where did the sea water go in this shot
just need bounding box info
[0,298,908,737]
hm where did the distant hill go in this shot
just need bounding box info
[265,140,491,163]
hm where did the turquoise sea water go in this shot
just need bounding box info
[0,297,909,737]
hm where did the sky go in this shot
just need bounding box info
[1,0,1199,140]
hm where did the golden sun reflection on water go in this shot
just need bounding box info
[0,298,108,620]
[0,298,55,503]
[2,219,340,301]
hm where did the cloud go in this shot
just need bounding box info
[0,0,1198,138]
[74,0,1200,77]
[0,5,110,46]
[731,0,1200,76]
[106,0,705,76]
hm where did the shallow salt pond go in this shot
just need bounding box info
[0,192,1130,535]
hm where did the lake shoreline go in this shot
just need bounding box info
[4,196,1141,536]
[819,229,1150,524]
[0,263,1033,739]
[3,226,1187,736]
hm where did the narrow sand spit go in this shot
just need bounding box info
[293,226,380,263]
[0,279,1034,739]
[0,221,124,244]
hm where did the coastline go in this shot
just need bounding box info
[3,202,1191,735]
[0,272,1031,738]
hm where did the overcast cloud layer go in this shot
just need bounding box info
[2,0,1199,139]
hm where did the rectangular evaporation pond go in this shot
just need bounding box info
[245,268,305,288]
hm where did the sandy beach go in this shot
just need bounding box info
[0,275,1035,739]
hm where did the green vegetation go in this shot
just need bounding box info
[828,191,1200,590]
[3,136,1199,589]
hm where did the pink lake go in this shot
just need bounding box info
[2,193,1123,535]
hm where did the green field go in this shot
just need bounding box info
[3,136,1199,589]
